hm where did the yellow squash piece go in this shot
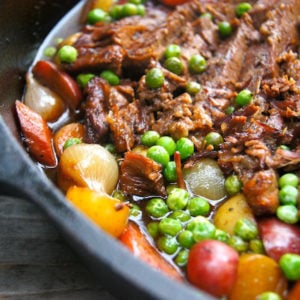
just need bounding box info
[66,186,130,237]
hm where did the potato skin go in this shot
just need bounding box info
[187,240,239,297]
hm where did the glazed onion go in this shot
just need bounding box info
[183,158,226,200]
[57,143,119,194]
[24,74,65,122]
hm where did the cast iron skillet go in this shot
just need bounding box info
[0,1,214,299]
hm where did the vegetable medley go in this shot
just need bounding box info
[15,0,300,299]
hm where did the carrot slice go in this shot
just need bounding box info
[32,60,82,110]
[15,100,57,166]
[119,221,183,282]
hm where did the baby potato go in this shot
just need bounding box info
[66,186,129,237]
[213,193,255,235]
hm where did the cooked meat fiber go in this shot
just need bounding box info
[64,0,300,215]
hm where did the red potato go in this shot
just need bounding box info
[258,217,300,262]
[32,60,82,110]
[187,240,239,298]
[119,222,183,282]
[15,100,56,167]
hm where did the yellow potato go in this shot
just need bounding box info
[213,193,255,235]
[66,186,130,237]
[229,253,287,300]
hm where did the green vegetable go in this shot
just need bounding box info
[200,12,213,20]
[279,185,299,206]
[187,196,210,217]
[214,229,230,244]
[177,230,195,249]
[276,205,299,224]
[168,210,191,222]
[175,249,189,267]
[147,145,170,167]
[234,218,258,241]
[157,236,178,254]
[188,54,207,74]
[279,253,300,280]
[147,222,159,238]
[156,136,176,156]
[164,57,183,75]
[76,73,95,88]
[164,44,181,59]
[121,3,138,17]
[186,81,202,95]
[256,292,282,300]
[63,138,81,150]
[225,105,235,114]
[145,68,165,89]
[218,21,232,38]
[204,132,224,149]
[130,203,142,217]
[278,173,299,188]
[176,137,194,159]
[228,235,248,253]
[249,239,265,254]
[87,8,110,24]
[136,4,146,16]
[235,89,253,106]
[236,2,252,17]
[100,70,120,86]
[145,197,169,218]
[192,220,216,242]
[109,5,122,19]
[163,161,177,182]
[141,130,160,146]
[44,46,56,58]
[158,217,183,236]
[166,187,189,211]
[224,174,242,196]
[57,45,78,63]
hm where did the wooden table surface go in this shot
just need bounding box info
[0,195,117,299]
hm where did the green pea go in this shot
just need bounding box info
[187,197,210,217]
[141,130,160,146]
[130,203,142,217]
[192,221,216,242]
[163,161,177,182]
[157,236,178,255]
[168,210,191,222]
[200,12,213,20]
[188,54,207,74]
[175,249,189,267]
[256,292,282,300]
[278,173,299,188]
[276,205,299,224]
[218,21,232,38]
[147,145,170,167]
[235,2,252,17]
[156,136,176,156]
[228,235,248,253]
[87,8,109,24]
[128,0,144,5]
[204,132,224,149]
[158,217,183,236]
[177,230,195,249]
[57,45,78,63]
[100,70,120,86]
[278,144,290,150]
[186,216,208,231]
[164,44,181,59]
[147,222,159,238]
[214,229,230,244]
[224,174,242,196]
[176,137,194,159]
[121,3,138,17]
[112,189,125,201]
[235,89,253,106]
[76,73,95,88]
[249,239,265,254]
[146,197,169,218]
[145,67,165,89]
[63,138,81,150]
[136,4,146,16]
[164,57,183,75]
[186,81,202,95]
[234,218,258,241]
[104,143,116,154]
[225,105,235,114]
[279,253,300,280]
[166,188,189,211]
[166,184,179,195]
[44,46,56,58]
[279,185,299,206]
[109,5,122,19]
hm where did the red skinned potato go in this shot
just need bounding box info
[187,240,239,298]
[15,100,56,167]
[119,222,183,282]
[258,217,300,261]
[32,60,82,110]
